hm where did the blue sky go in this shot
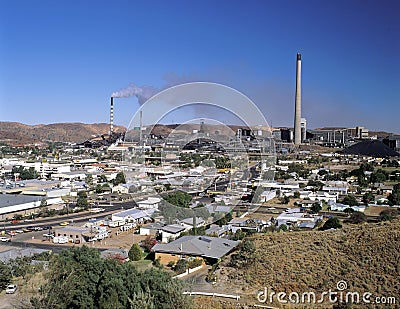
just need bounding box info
[1,0,399,133]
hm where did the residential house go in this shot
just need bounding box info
[112,208,154,224]
[137,197,161,209]
[205,224,228,237]
[181,217,205,230]
[160,224,186,243]
[152,236,240,265]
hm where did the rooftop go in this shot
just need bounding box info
[152,236,240,259]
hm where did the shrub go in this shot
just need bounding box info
[347,211,367,224]
[320,217,342,231]
[128,243,142,261]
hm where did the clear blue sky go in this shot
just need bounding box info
[1,0,399,133]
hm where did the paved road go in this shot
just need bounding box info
[1,200,138,232]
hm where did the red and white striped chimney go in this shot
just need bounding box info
[110,97,114,135]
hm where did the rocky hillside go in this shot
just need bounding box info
[0,122,126,145]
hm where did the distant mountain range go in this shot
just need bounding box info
[0,122,126,146]
[0,121,395,147]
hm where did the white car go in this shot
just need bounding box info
[6,284,17,294]
[0,236,11,242]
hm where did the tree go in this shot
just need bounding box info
[320,217,342,231]
[310,202,322,214]
[85,175,93,186]
[163,191,192,208]
[281,196,290,204]
[347,211,367,224]
[76,196,88,208]
[30,246,190,308]
[128,243,142,261]
[278,224,288,232]
[362,192,375,205]
[341,194,359,206]
[370,169,388,184]
[95,184,103,193]
[293,191,300,198]
[98,174,108,183]
[114,172,126,185]
[141,236,157,252]
[387,185,400,206]
[12,166,39,180]
[0,262,11,290]
[77,191,88,198]
[343,207,355,214]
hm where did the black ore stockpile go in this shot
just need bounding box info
[341,140,399,157]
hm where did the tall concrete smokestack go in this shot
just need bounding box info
[110,97,114,135]
[139,110,143,145]
[294,53,302,145]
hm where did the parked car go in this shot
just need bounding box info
[0,236,11,242]
[6,284,17,294]
[60,222,69,226]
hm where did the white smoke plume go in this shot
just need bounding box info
[111,83,158,105]
[111,74,202,105]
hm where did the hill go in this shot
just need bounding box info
[201,219,400,308]
[0,122,126,146]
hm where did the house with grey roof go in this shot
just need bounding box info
[181,217,205,230]
[112,208,154,224]
[205,224,228,237]
[0,248,50,263]
[160,224,186,243]
[152,235,240,265]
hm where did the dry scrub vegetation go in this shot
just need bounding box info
[207,219,400,308]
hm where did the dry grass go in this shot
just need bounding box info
[201,219,400,308]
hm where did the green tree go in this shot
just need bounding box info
[85,175,93,186]
[163,191,192,208]
[320,217,342,230]
[30,246,190,309]
[129,243,142,261]
[293,191,300,198]
[387,185,400,206]
[370,169,388,184]
[76,196,88,208]
[114,172,126,185]
[174,259,188,275]
[95,184,103,193]
[278,224,288,232]
[362,192,375,205]
[343,207,355,214]
[310,202,322,214]
[77,191,88,198]
[341,194,359,206]
[281,196,290,204]
[98,174,108,183]
[0,262,11,290]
